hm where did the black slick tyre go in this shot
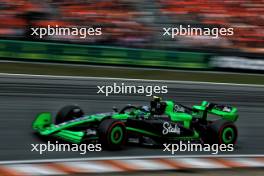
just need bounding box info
[98,119,126,150]
[55,105,84,124]
[204,119,238,144]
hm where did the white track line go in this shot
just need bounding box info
[0,72,263,87]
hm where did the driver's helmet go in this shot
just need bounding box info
[153,96,162,102]
[150,96,163,114]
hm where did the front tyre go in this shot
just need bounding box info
[55,105,84,125]
[204,119,238,144]
[98,119,126,150]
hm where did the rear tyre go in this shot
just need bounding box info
[204,119,237,144]
[98,119,126,150]
[55,105,84,124]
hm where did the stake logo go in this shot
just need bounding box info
[162,122,181,135]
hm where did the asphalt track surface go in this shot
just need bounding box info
[0,74,264,161]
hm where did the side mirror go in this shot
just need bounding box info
[112,106,118,112]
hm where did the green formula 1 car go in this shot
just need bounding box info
[33,97,239,149]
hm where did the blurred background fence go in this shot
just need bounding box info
[0,39,211,69]
[1,39,263,72]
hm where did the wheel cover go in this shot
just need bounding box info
[110,126,123,144]
[222,127,235,144]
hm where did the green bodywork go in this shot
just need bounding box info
[165,101,192,128]
[33,100,239,144]
[192,101,239,122]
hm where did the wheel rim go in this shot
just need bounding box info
[110,126,123,144]
[222,127,235,144]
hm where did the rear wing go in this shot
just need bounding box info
[192,101,238,122]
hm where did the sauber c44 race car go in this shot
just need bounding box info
[33,97,239,150]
